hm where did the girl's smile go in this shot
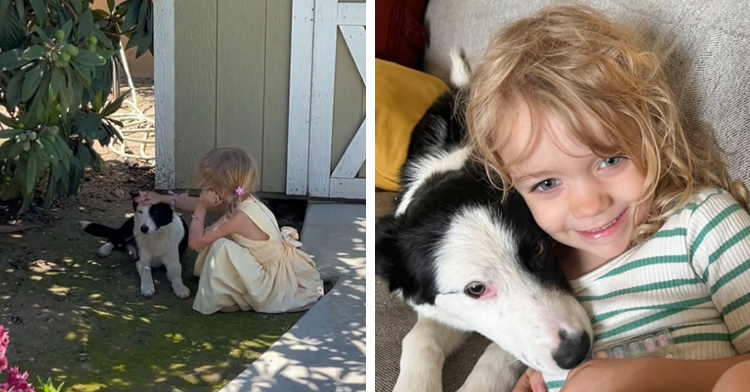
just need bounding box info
[576,208,627,241]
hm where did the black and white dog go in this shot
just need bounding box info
[375,51,593,392]
[80,194,191,299]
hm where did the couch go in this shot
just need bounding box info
[374,1,750,391]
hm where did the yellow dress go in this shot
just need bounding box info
[192,197,324,315]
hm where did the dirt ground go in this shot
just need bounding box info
[0,80,312,391]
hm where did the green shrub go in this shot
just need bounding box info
[0,0,152,213]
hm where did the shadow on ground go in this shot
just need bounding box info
[0,160,309,392]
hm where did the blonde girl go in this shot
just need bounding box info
[465,5,750,392]
[139,147,324,314]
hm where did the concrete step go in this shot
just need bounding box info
[219,203,366,392]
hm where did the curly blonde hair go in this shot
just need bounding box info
[196,147,259,216]
[465,5,748,245]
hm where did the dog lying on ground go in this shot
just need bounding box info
[375,51,593,392]
[80,193,190,299]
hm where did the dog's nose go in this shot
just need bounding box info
[140,225,149,233]
[552,330,591,369]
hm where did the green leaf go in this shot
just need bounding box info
[135,30,153,58]
[71,50,105,67]
[37,137,59,164]
[94,46,117,60]
[93,90,103,112]
[51,67,71,115]
[22,69,51,127]
[0,128,25,138]
[122,0,143,31]
[25,152,39,195]
[102,121,124,143]
[0,4,26,52]
[50,66,64,98]
[10,152,38,210]
[51,135,71,169]
[0,139,16,158]
[21,45,47,61]
[14,0,24,26]
[0,113,21,128]
[0,0,9,28]
[29,0,47,26]
[70,0,82,15]
[100,91,129,118]
[0,49,31,71]
[21,62,45,103]
[32,25,52,44]
[92,28,111,50]
[79,8,94,38]
[77,112,105,139]
[61,20,73,40]
[107,0,115,12]
[7,139,25,159]
[137,0,149,28]
[76,141,91,168]
[69,61,92,86]
[4,69,24,109]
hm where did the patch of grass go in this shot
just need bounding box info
[1,256,302,392]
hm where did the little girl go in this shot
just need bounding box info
[465,5,750,392]
[138,147,324,315]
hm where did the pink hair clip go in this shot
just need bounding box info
[235,186,244,197]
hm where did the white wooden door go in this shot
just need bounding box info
[287,0,365,199]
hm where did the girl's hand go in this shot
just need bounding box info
[198,189,222,209]
[561,359,647,392]
[133,191,165,206]
[512,368,548,392]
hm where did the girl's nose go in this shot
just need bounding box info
[570,184,612,219]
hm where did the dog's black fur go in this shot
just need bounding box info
[375,89,571,305]
[82,192,189,258]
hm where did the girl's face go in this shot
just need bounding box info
[498,101,652,275]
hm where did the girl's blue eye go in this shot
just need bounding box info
[600,156,624,168]
[534,179,559,192]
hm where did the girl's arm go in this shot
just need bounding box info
[688,192,750,352]
[188,202,269,251]
[138,191,225,212]
[562,354,750,392]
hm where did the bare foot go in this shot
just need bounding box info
[219,304,240,312]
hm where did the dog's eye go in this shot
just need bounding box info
[533,242,544,257]
[464,283,486,298]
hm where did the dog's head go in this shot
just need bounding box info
[133,202,175,234]
[376,181,593,376]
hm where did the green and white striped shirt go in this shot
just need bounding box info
[545,188,750,391]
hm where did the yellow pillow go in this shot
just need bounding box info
[375,59,449,191]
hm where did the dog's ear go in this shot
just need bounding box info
[375,214,409,292]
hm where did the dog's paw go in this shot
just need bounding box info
[79,221,91,230]
[97,242,114,257]
[173,284,191,299]
[140,284,156,297]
